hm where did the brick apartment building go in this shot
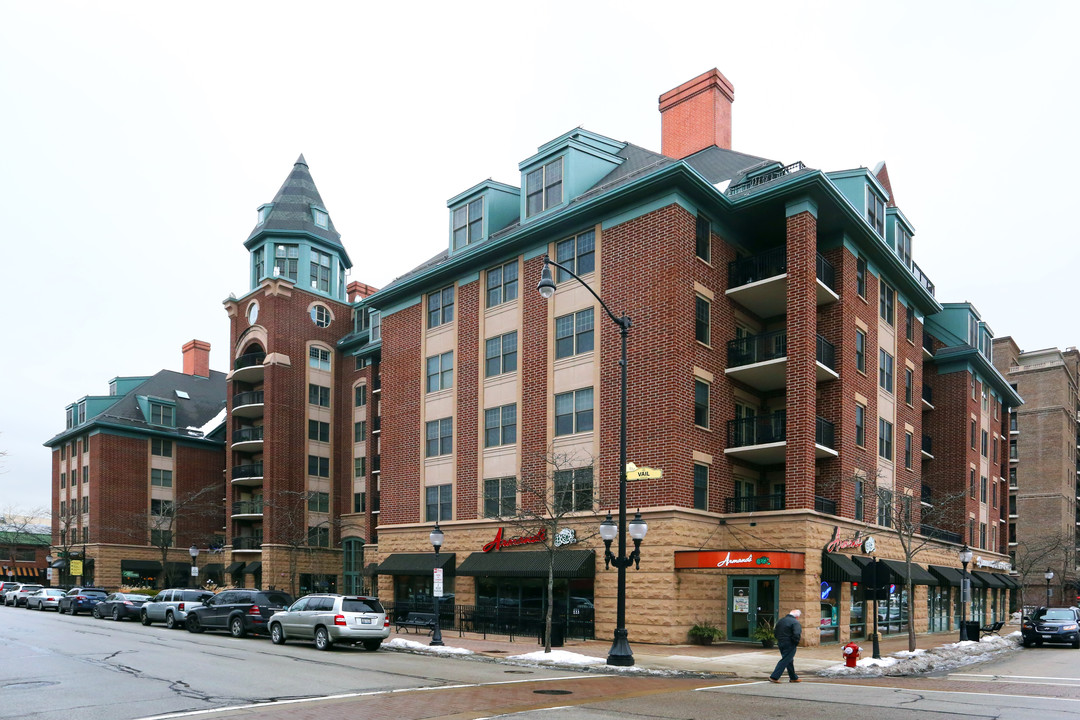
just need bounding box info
[993,338,1080,604]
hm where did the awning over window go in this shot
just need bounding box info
[201,563,224,575]
[456,550,595,578]
[928,565,965,587]
[967,572,987,588]
[377,553,456,577]
[972,571,1007,588]
[997,574,1020,590]
[362,562,381,577]
[121,560,162,572]
[822,553,862,583]
[243,562,262,575]
[854,556,936,585]
[224,562,245,575]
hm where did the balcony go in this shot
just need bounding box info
[372,415,381,434]
[921,434,934,460]
[920,525,962,544]
[726,248,838,318]
[725,331,837,391]
[232,390,265,418]
[231,425,264,451]
[922,330,934,359]
[371,455,381,474]
[372,375,382,393]
[922,384,934,410]
[814,496,837,515]
[921,484,932,506]
[232,536,263,552]
[725,493,785,514]
[909,261,935,297]
[231,500,263,517]
[232,352,266,382]
[231,462,264,486]
[724,411,837,464]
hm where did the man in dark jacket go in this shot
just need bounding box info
[769,609,803,683]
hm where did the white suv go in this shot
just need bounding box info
[269,594,389,651]
[141,588,214,629]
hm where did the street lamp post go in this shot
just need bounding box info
[429,523,445,647]
[1045,568,1054,607]
[189,545,200,586]
[538,255,643,667]
[959,544,973,641]
[45,555,54,587]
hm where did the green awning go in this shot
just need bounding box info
[243,562,262,575]
[456,550,595,578]
[997,574,1020,590]
[876,558,936,585]
[377,553,456,577]
[224,562,245,574]
[201,563,224,574]
[822,553,862,583]
[972,571,1007,588]
[928,565,965,587]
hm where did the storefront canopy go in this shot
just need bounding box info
[997,574,1021,590]
[928,565,965,587]
[972,571,1007,588]
[201,563,223,575]
[377,553,456,577]
[362,562,381,577]
[854,556,936,585]
[243,562,262,575]
[822,553,862,583]
[224,562,245,575]
[457,550,595,578]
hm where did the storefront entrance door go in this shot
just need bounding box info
[727,576,777,642]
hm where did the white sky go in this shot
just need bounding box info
[2,1,1078,512]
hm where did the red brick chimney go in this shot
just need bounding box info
[347,281,379,303]
[182,340,211,378]
[659,68,735,159]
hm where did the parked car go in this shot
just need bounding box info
[269,594,389,651]
[94,592,150,621]
[6,584,43,607]
[1021,607,1080,648]
[57,587,108,615]
[0,581,23,599]
[141,588,214,629]
[25,588,66,611]
[186,589,293,638]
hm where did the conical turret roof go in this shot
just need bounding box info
[246,155,343,247]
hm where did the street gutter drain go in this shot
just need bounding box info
[504,670,533,674]
[533,689,573,695]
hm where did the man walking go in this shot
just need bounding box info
[769,609,803,683]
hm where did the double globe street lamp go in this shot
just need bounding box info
[959,544,972,641]
[538,254,646,667]
[430,523,445,647]
[1045,567,1054,607]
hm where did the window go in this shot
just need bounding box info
[310,304,331,328]
[971,374,976,399]
[525,157,562,217]
[309,346,331,370]
[60,500,66,517]
[879,350,894,392]
[354,492,365,513]
[969,518,976,546]
[555,230,595,281]
[485,332,518,376]
[694,379,710,428]
[151,469,173,487]
[81,496,89,514]
[980,475,987,503]
[426,351,454,393]
[308,526,330,547]
[903,368,914,405]
[426,484,452,521]
[992,479,997,508]
[856,256,867,297]
[353,421,366,443]
[308,420,330,442]
[150,499,174,516]
[855,404,866,447]
[82,527,89,543]
[879,282,895,325]
[878,418,893,460]
[695,216,711,262]
[81,436,88,454]
[151,529,172,547]
[877,488,893,527]
[854,479,864,522]
[428,286,455,329]
[555,388,593,436]
[897,225,912,267]
[970,468,976,498]
[425,418,453,457]
[693,464,708,510]
[83,466,88,483]
[65,407,74,429]
[60,472,66,489]
[151,438,172,457]
[1009,438,1017,460]
[78,402,86,424]
[554,467,593,513]
[554,309,594,359]
[486,261,518,308]
[979,522,986,549]
[867,187,885,236]
[308,384,330,407]
[855,330,866,373]
[970,420,976,449]
[905,305,914,342]
[308,492,330,513]
[981,430,988,457]
[310,250,331,292]
[992,435,998,459]
[150,402,175,427]
[354,456,366,478]
[484,476,516,518]
[274,244,299,281]
[904,432,913,469]
[60,443,66,460]
[307,455,330,478]
[253,246,265,278]
[370,310,381,342]
[355,385,367,407]
[453,197,484,249]
[484,404,517,447]
[1009,466,1017,487]
[695,295,711,345]
[312,207,329,229]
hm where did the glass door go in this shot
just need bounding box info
[727,576,778,642]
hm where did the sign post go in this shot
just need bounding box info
[433,568,444,598]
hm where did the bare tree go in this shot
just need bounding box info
[262,490,339,596]
[1013,533,1076,608]
[0,505,49,583]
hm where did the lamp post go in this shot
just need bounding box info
[189,545,200,586]
[959,544,973,641]
[1045,568,1054,607]
[539,255,643,667]
[429,523,444,647]
[45,555,53,587]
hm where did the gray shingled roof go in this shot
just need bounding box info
[246,155,342,247]
[681,145,775,184]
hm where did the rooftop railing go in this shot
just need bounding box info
[234,352,266,370]
[726,161,806,196]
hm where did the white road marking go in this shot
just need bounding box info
[712,680,1080,703]
[950,673,1080,682]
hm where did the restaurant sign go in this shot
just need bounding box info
[975,556,1012,572]
[824,526,876,555]
[674,550,805,570]
[482,527,545,553]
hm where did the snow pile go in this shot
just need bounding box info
[819,632,1021,677]
[385,638,474,655]
[506,650,607,666]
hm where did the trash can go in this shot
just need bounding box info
[538,622,565,647]
[960,621,981,641]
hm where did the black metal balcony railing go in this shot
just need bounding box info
[727,330,787,367]
[1010,415,1018,432]
[816,253,836,292]
[233,390,264,407]
[725,493,785,514]
[727,248,836,293]
[922,384,933,405]
[372,415,381,432]
[920,525,962,544]
[232,500,263,515]
[371,492,380,513]
[373,375,382,392]
[371,455,381,473]
[233,462,263,479]
[814,496,837,514]
[922,331,934,353]
[726,161,806,196]
[728,411,787,448]
[233,536,263,550]
[909,261,935,297]
[233,426,264,443]
[816,417,835,449]
[921,484,932,504]
[816,335,836,371]
[234,352,266,370]
[922,435,933,455]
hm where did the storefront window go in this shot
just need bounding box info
[953,586,961,630]
[849,583,866,640]
[395,575,456,610]
[928,585,949,632]
[299,573,338,596]
[878,583,908,635]
[819,581,838,643]
[972,588,986,624]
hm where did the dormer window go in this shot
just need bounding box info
[150,401,175,427]
[526,157,563,218]
[313,208,329,229]
[65,407,74,429]
[867,187,885,236]
[257,204,273,225]
[897,224,912,268]
[453,198,484,249]
[77,401,86,424]
[370,310,382,342]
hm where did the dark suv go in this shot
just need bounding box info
[1021,607,1080,648]
[186,589,293,638]
[57,587,108,616]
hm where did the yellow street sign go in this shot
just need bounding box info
[626,463,662,480]
[69,560,83,576]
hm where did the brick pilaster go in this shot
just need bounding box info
[785,204,818,510]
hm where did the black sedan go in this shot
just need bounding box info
[94,593,150,621]
[1021,607,1080,648]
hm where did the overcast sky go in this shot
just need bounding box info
[2,1,1077,513]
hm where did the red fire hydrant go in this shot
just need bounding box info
[843,642,861,668]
